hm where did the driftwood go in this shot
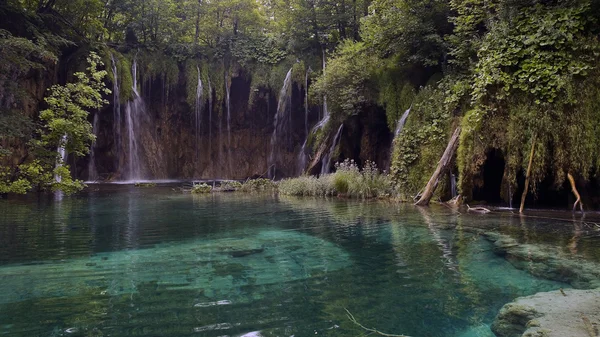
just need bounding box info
[345,309,411,337]
[519,135,537,213]
[466,204,491,214]
[567,173,584,213]
[415,127,461,206]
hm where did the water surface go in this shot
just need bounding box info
[1,186,599,337]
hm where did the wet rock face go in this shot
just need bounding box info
[81,70,313,180]
[492,288,600,337]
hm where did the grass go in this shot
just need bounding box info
[278,159,393,199]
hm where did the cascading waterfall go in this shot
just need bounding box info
[394,105,412,137]
[268,68,293,178]
[297,67,312,174]
[321,124,343,175]
[54,134,68,183]
[313,52,330,132]
[110,54,121,169]
[388,105,412,170]
[450,173,458,198]
[208,76,213,164]
[124,59,145,181]
[225,70,232,175]
[195,66,203,161]
[87,111,100,181]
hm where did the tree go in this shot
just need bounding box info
[0,52,110,195]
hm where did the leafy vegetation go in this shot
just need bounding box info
[279,160,392,199]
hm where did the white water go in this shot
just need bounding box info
[208,76,213,163]
[225,70,232,176]
[268,68,293,179]
[54,134,68,183]
[124,60,145,180]
[195,66,203,161]
[394,105,412,136]
[321,124,343,175]
[87,111,100,181]
[297,67,312,174]
[110,54,121,169]
[388,105,412,170]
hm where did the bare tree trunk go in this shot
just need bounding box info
[519,135,536,213]
[567,173,584,212]
[415,127,461,206]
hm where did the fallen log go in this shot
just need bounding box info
[466,204,491,214]
[415,127,461,206]
[519,135,537,213]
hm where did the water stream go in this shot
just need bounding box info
[268,68,293,178]
[110,54,122,171]
[321,124,343,175]
[124,59,145,180]
[87,112,100,181]
[195,66,203,162]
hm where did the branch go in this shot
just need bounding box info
[345,309,412,337]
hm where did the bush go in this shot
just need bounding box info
[278,159,393,199]
[220,181,243,191]
[240,178,276,192]
[334,159,392,198]
[278,175,336,197]
[191,183,212,193]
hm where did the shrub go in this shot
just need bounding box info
[191,183,212,193]
[240,178,276,192]
[334,159,392,198]
[220,181,243,191]
[278,175,336,197]
[278,159,393,199]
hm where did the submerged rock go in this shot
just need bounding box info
[483,233,600,288]
[492,288,600,337]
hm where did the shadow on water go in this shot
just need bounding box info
[1,187,600,337]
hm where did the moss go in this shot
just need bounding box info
[390,83,455,198]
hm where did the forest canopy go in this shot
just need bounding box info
[1,0,600,201]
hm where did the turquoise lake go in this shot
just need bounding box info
[1,185,599,337]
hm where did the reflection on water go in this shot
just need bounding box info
[1,186,599,337]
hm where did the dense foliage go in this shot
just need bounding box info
[1,0,600,202]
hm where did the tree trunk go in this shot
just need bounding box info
[415,127,461,206]
[519,135,536,213]
[567,173,584,212]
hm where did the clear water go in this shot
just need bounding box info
[1,187,599,337]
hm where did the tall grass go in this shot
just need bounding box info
[278,159,393,199]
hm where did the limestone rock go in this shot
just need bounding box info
[492,288,600,337]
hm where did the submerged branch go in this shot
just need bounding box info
[345,308,412,337]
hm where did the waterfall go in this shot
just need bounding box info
[321,124,344,175]
[208,76,213,164]
[268,68,293,179]
[110,54,121,169]
[225,70,232,175]
[394,105,412,137]
[87,111,100,181]
[124,59,145,181]
[195,66,203,161]
[450,172,458,198]
[297,67,312,174]
[388,105,412,170]
[313,52,330,132]
[54,135,68,183]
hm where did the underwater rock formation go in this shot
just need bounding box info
[484,232,600,289]
[492,288,600,337]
